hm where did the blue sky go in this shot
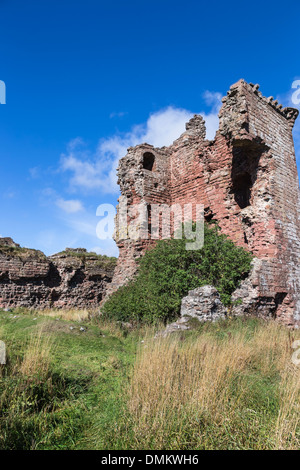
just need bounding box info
[0,0,299,257]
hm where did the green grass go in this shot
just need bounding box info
[0,310,299,450]
[0,245,117,269]
[0,246,47,260]
[51,250,117,269]
[0,309,137,450]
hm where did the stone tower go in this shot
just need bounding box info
[108,80,300,326]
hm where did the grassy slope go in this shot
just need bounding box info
[0,309,137,450]
[0,310,300,450]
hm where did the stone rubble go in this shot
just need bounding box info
[158,285,226,336]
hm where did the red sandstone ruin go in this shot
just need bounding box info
[110,80,300,326]
[1,80,299,323]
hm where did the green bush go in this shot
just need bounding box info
[103,223,253,324]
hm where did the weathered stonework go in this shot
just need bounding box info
[110,80,300,326]
[0,243,116,309]
[181,286,226,322]
[158,286,226,336]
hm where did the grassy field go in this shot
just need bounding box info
[0,308,300,450]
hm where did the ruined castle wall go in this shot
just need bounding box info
[106,144,171,296]
[110,80,300,325]
[0,245,116,309]
[218,81,300,324]
[169,130,249,247]
[0,248,53,308]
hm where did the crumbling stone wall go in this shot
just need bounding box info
[0,243,116,309]
[111,80,300,326]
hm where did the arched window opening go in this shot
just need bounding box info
[143,152,155,171]
[230,144,265,210]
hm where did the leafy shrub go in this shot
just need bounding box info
[102,223,253,324]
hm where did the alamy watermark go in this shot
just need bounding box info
[291,80,300,106]
[0,80,6,104]
[96,198,204,250]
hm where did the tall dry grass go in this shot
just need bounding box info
[0,327,54,447]
[0,326,5,377]
[38,308,91,323]
[0,326,83,450]
[126,320,300,450]
[275,368,300,449]
[18,328,53,380]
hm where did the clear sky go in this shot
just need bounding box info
[0,0,299,256]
